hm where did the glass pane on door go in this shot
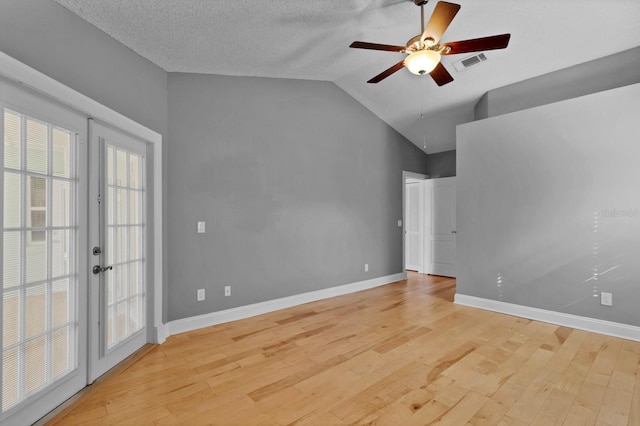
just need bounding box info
[103,144,144,350]
[2,109,77,413]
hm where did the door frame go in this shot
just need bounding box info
[424,176,457,277]
[402,171,428,275]
[0,52,166,348]
[87,121,152,382]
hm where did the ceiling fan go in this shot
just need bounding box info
[349,0,510,85]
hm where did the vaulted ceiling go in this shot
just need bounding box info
[54,0,640,153]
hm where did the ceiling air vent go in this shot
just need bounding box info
[452,53,487,72]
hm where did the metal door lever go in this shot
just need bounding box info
[92,265,113,274]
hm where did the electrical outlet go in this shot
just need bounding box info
[197,288,205,301]
[224,285,231,297]
[601,292,613,306]
[197,221,206,234]
[364,264,369,272]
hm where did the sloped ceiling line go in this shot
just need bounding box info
[54,0,640,153]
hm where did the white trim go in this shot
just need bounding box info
[0,52,159,144]
[454,294,640,342]
[0,51,164,345]
[155,322,168,344]
[166,273,407,336]
[151,144,164,344]
[403,171,429,181]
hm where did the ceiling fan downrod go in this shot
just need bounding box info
[412,0,429,35]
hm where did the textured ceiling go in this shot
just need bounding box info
[54,0,640,154]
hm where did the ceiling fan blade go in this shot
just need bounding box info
[420,1,461,43]
[350,41,406,53]
[443,33,511,55]
[367,60,406,83]
[429,62,454,86]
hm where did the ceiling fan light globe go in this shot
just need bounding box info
[404,50,441,75]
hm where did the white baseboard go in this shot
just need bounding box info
[154,325,168,344]
[454,293,640,342]
[166,272,407,337]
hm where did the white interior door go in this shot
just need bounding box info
[405,181,423,272]
[88,121,147,382]
[1,82,88,426]
[427,177,456,277]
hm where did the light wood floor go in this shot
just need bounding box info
[47,273,640,425]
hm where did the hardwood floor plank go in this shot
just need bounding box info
[586,338,623,387]
[44,273,640,426]
[565,383,608,425]
[247,355,347,402]
[595,370,635,425]
[432,389,488,424]
[355,388,435,425]
[54,405,107,426]
[270,369,363,424]
[327,360,422,422]
[405,399,452,426]
[470,382,523,425]
[531,388,575,425]
[629,363,640,426]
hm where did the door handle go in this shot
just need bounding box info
[451,230,457,234]
[92,265,113,275]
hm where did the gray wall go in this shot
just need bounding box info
[425,150,456,178]
[1,0,429,325]
[167,73,428,321]
[0,0,168,135]
[435,48,640,190]
[457,83,640,326]
[1,0,170,320]
[475,47,640,120]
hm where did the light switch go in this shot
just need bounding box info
[197,221,206,234]
[397,220,403,227]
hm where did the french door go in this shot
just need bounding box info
[1,81,88,425]
[1,82,150,424]
[88,121,147,382]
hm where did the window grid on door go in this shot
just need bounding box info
[2,109,77,413]
[105,144,144,350]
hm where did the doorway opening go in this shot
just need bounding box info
[402,172,457,278]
